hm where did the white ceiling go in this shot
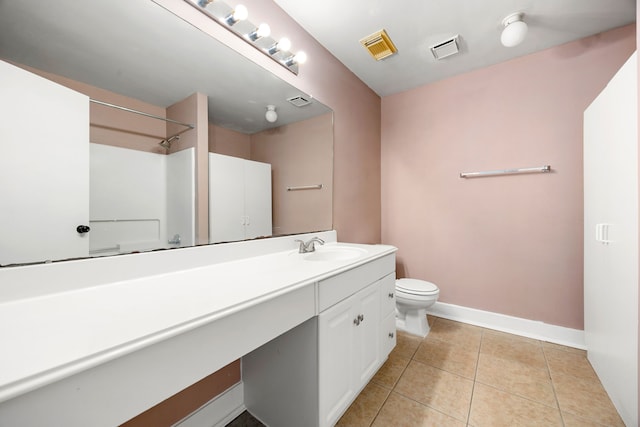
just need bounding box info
[273,0,636,96]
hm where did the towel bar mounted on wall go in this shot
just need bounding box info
[287,184,323,191]
[459,165,551,179]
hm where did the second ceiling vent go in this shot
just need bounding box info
[360,29,397,61]
[430,36,460,60]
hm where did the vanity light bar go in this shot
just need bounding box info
[185,0,307,75]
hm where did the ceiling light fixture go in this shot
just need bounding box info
[265,105,278,123]
[186,0,307,75]
[500,12,528,47]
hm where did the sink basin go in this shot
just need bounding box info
[302,246,367,262]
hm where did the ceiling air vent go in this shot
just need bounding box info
[360,29,397,61]
[287,95,312,107]
[430,36,460,60]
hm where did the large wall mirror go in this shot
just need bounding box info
[0,0,333,267]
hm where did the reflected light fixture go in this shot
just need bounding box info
[186,0,307,74]
[265,105,278,123]
[500,12,528,47]
[224,4,248,26]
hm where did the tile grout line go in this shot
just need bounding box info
[465,327,485,426]
[367,354,412,427]
[366,317,432,427]
[541,345,567,427]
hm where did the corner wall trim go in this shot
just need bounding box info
[174,382,245,427]
[428,302,586,349]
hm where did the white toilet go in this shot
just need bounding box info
[395,278,440,337]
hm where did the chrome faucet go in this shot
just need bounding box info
[294,237,325,253]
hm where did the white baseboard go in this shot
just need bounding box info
[428,302,586,349]
[173,382,245,427]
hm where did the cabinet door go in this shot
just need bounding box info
[318,294,358,427]
[379,273,396,319]
[208,153,245,243]
[355,283,381,386]
[0,60,89,265]
[584,52,638,426]
[244,159,272,240]
[381,312,397,357]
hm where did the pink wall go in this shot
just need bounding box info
[154,0,382,244]
[167,93,210,245]
[251,113,333,235]
[208,124,251,159]
[382,25,636,329]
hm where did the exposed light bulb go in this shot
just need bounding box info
[293,51,307,65]
[234,4,248,20]
[265,105,277,123]
[248,23,271,41]
[278,37,291,52]
[283,51,308,67]
[266,37,292,55]
[225,4,248,25]
[256,23,270,38]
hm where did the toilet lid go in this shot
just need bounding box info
[396,278,439,295]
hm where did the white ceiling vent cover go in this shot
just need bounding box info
[287,95,312,107]
[430,36,460,60]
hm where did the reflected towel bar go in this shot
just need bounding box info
[287,184,323,191]
[460,165,551,178]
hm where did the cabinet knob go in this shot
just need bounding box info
[353,317,360,326]
[358,314,364,322]
[388,292,394,299]
[388,332,395,338]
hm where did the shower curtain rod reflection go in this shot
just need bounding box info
[90,99,195,129]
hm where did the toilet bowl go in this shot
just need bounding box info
[395,278,439,337]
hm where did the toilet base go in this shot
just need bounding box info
[395,309,431,337]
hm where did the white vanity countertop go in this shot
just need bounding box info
[0,234,396,403]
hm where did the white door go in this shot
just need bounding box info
[356,283,381,385]
[0,60,89,265]
[584,52,638,427]
[244,159,272,240]
[209,153,245,243]
[318,295,357,427]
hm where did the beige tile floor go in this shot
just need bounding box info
[336,316,625,427]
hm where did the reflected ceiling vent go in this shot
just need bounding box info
[287,95,312,107]
[430,35,460,60]
[360,29,397,61]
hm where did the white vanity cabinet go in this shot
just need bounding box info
[379,273,398,359]
[318,281,380,424]
[317,269,396,426]
[244,253,396,427]
[318,276,383,426]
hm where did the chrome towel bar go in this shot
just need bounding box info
[287,184,323,191]
[460,165,551,178]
